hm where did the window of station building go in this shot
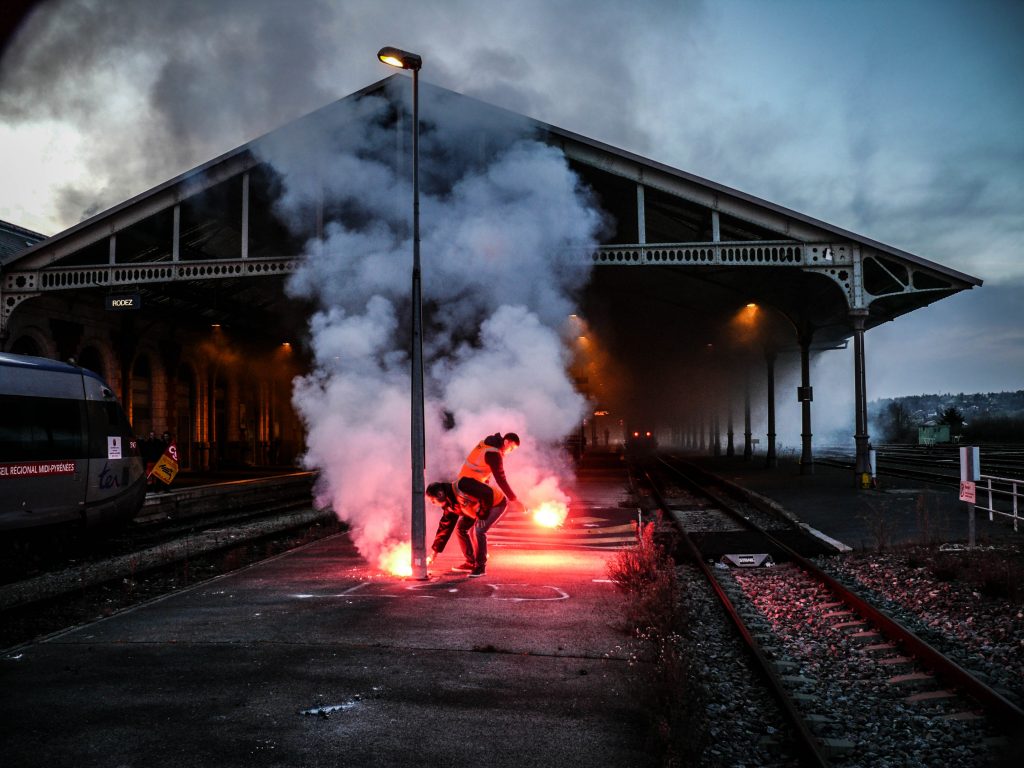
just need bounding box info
[566,160,636,245]
[716,212,785,242]
[56,238,108,266]
[178,177,242,260]
[131,354,153,435]
[246,164,311,259]
[115,207,175,264]
[643,187,712,243]
[9,335,40,357]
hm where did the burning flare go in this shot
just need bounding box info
[378,541,413,577]
[532,499,568,528]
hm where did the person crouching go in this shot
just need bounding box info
[426,480,509,577]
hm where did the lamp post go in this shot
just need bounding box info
[378,46,427,579]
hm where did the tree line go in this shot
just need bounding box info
[870,390,1024,444]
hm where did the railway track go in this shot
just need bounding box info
[0,473,338,649]
[642,456,1023,767]
[817,444,1024,487]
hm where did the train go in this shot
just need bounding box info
[0,351,147,533]
[625,428,658,458]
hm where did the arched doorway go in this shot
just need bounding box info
[176,363,196,470]
[10,335,40,356]
[131,354,154,437]
[212,372,227,468]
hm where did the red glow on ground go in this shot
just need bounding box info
[532,499,568,528]
[378,541,413,577]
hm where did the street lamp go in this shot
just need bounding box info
[378,45,427,579]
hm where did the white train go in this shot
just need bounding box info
[0,352,146,532]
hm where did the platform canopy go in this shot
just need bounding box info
[1,75,981,354]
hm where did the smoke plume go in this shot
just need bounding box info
[255,81,601,566]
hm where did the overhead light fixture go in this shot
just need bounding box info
[377,46,422,71]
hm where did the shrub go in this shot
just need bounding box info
[607,519,692,763]
[608,519,682,639]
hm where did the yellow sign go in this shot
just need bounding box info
[150,442,179,485]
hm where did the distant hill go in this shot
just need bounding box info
[870,390,1024,443]
[871,390,1024,425]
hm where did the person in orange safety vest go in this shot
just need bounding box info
[457,432,519,512]
[450,432,522,576]
[426,480,507,577]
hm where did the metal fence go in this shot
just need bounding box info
[975,474,1022,532]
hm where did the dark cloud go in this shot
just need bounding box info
[1,0,709,227]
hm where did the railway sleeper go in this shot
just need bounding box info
[905,688,958,703]
[861,641,899,654]
[821,608,854,619]
[847,628,882,644]
[887,670,937,689]
[875,655,916,668]
[832,619,870,632]
[938,710,986,724]
[779,674,817,688]
[802,712,838,727]
[820,737,856,757]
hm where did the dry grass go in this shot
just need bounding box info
[930,547,1024,601]
[607,518,694,765]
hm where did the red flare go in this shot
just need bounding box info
[379,541,413,577]
[532,500,568,528]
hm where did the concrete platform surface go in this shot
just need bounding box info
[689,455,1021,551]
[1,460,655,768]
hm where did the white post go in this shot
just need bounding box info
[959,446,980,548]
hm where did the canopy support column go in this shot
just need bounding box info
[799,330,814,475]
[765,348,777,468]
[743,368,752,461]
[851,309,872,487]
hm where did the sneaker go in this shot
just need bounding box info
[451,562,475,572]
[469,565,486,577]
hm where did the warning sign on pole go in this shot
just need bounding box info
[959,480,976,504]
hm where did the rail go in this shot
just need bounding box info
[657,457,1024,733]
[975,474,1022,532]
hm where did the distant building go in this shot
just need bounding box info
[918,424,951,445]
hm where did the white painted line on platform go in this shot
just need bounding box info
[490,585,570,602]
[800,523,853,552]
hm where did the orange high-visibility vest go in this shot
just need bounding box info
[453,482,505,519]
[458,440,498,484]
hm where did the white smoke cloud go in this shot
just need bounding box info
[255,86,600,566]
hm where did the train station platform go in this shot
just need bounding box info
[685,453,1021,552]
[6,452,1018,768]
[0,455,657,768]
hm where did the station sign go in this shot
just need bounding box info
[105,292,142,311]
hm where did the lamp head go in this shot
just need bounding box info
[377,46,422,71]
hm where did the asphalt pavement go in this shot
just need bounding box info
[0,454,656,768]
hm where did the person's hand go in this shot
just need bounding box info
[509,499,525,514]
[427,550,438,565]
